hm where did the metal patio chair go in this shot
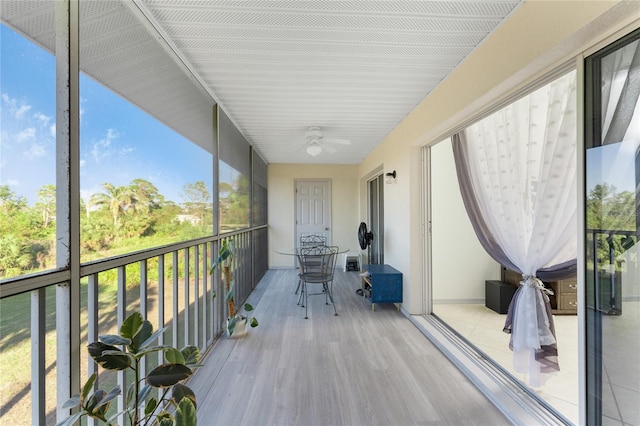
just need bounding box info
[297,245,338,319]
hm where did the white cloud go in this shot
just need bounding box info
[16,127,36,143]
[49,123,56,137]
[2,93,32,119]
[24,143,46,159]
[3,178,20,188]
[91,128,120,163]
[34,112,51,126]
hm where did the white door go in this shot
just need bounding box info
[295,180,331,246]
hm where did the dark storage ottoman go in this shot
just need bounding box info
[485,280,516,314]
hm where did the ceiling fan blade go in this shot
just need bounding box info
[322,144,337,154]
[324,137,351,145]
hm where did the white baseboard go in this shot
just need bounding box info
[433,298,484,305]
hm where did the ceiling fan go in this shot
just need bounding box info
[303,126,351,156]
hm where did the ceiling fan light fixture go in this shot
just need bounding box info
[305,126,323,140]
[307,142,322,156]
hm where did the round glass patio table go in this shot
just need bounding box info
[275,246,350,256]
[275,246,352,276]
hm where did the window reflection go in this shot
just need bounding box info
[219,160,250,232]
[253,182,267,226]
[585,33,639,425]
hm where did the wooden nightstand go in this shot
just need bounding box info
[502,267,577,315]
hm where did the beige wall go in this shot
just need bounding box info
[356,1,639,314]
[268,164,359,268]
[267,2,640,314]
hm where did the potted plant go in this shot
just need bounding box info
[211,239,258,337]
[58,312,200,426]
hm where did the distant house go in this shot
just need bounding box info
[177,214,200,225]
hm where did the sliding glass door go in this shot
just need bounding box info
[584,28,640,425]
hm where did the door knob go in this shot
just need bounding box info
[325,227,329,230]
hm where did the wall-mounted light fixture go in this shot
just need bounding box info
[385,170,396,184]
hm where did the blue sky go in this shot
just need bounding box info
[1,24,213,206]
[586,139,639,194]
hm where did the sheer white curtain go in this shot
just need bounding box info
[459,70,578,386]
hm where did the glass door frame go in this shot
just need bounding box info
[583,27,640,425]
[367,173,384,264]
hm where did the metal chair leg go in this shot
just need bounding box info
[325,281,338,316]
[304,282,309,319]
[297,278,304,305]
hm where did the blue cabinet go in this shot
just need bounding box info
[362,264,402,311]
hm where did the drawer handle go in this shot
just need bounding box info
[569,301,577,307]
[569,284,577,290]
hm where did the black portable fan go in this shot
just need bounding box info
[358,222,374,262]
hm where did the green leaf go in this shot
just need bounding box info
[97,386,121,410]
[139,327,167,350]
[126,381,136,405]
[144,397,158,416]
[130,320,153,354]
[211,240,233,272]
[250,317,259,328]
[92,400,111,421]
[225,289,234,302]
[88,342,132,370]
[84,389,105,412]
[159,419,175,426]
[211,291,217,300]
[55,411,84,426]
[134,344,170,359]
[99,334,131,346]
[181,346,200,366]
[227,316,237,335]
[164,347,185,365]
[146,364,193,388]
[61,394,81,409]
[81,372,97,402]
[86,387,115,421]
[120,312,144,340]
[139,384,152,404]
[172,383,197,409]
[175,397,197,426]
[157,412,175,426]
[216,251,229,265]
[244,303,254,312]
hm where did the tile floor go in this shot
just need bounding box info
[434,301,639,426]
[600,300,640,426]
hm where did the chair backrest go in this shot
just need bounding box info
[299,234,327,248]
[298,245,338,278]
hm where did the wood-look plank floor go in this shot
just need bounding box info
[189,269,510,426]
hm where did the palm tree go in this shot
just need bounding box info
[89,183,133,231]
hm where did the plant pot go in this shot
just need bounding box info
[227,315,248,338]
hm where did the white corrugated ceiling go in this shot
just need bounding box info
[1,0,522,164]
